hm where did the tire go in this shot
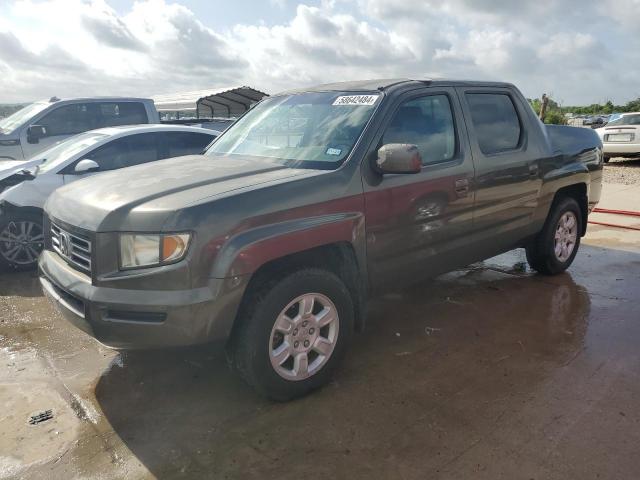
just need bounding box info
[0,211,45,271]
[229,268,355,401]
[526,197,582,275]
[603,156,610,163]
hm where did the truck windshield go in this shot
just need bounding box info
[37,132,108,173]
[0,103,50,134]
[205,91,381,168]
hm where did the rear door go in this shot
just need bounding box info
[362,87,477,290]
[159,131,217,159]
[97,102,149,127]
[457,87,542,256]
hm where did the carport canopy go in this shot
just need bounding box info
[153,86,268,119]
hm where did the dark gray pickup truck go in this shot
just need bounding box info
[39,79,603,400]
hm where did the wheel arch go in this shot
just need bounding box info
[551,183,588,236]
[230,241,368,343]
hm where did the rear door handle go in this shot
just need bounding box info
[455,178,469,197]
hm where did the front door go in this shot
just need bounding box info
[21,103,100,159]
[362,88,477,291]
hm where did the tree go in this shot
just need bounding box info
[528,95,566,125]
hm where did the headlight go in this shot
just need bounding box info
[119,233,191,269]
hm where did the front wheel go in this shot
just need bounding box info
[526,197,582,275]
[229,268,354,401]
[0,212,45,271]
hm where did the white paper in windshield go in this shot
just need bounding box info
[332,95,380,106]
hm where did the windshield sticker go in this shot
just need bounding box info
[332,95,380,106]
[326,147,342,156]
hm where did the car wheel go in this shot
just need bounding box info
[0,211,44,271]
[229,268,354,401]
[526,197,582,275]
[603,156,610,163]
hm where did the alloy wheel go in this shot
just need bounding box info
[554,211,578,262]
[268,293,340,381]
[0,221,44,266]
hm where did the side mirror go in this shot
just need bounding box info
[376,144,422,174]
[74,159,100,174]
[27,125,47,144]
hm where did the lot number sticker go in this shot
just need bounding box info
[332,95,379,106]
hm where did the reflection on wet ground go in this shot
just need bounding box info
[1,239,639,479]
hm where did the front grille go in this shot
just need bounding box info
[51,222,92,274]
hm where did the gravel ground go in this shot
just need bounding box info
[603,157,640,185]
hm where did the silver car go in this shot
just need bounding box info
[0,124,218,269]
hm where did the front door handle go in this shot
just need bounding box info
[529,164,540,178]
[455,178,469,197]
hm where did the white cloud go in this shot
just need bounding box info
[0,0,638,104]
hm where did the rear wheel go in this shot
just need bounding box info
[526,197,582,275]
[0,212,44,270]
[229,268,354,401]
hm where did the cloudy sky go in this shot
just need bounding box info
[0,0,639,105]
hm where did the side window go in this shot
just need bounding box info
[164,132,216,158]
[98,102,148,127]
[84,137,130,171]
[121,133,159,167]
[382,95,456,165]
[38,103,99,136]
[83,133,158,171]
[465,93,521,154]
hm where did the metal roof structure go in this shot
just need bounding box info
[152,86,268,119]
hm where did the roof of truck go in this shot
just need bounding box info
[277,78,516,95]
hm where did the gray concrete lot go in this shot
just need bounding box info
[1,205,639,479]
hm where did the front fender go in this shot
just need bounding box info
[0,200,43,220]
[211,212,367,280]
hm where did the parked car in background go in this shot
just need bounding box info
[39,79,602,400]
[0,124,218,269]
[0,97,160,162]
[596,112,640,162]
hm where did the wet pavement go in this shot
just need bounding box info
[1,225,639,479]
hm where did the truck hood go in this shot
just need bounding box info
[45,154,316,232]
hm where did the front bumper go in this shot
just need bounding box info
[39,250,247,349]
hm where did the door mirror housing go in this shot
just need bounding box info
[74,159,100,174]
[26,125,47,144]
[376,144,422,174]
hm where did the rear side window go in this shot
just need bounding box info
[98,102,148,127]
[163,132,215,158]
[466,93,521,154]
[38,103,99,136]
[82,133,159,171]
[382,94,456,165]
